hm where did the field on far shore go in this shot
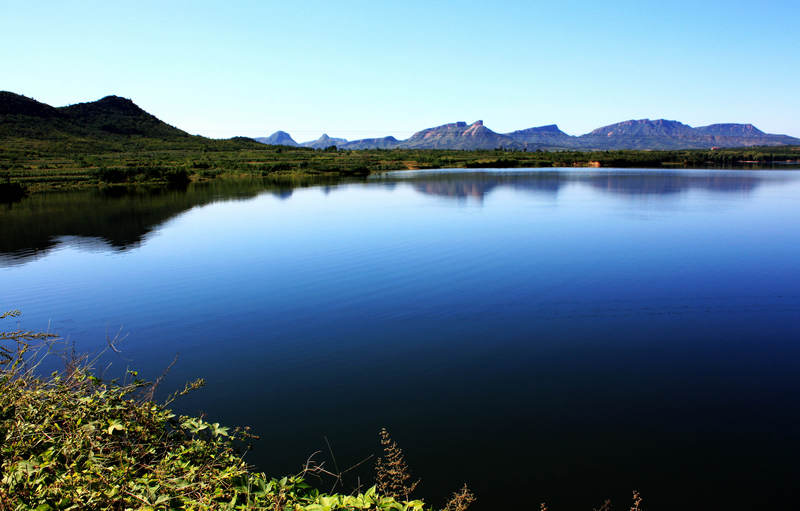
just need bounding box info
[3,139,799,193]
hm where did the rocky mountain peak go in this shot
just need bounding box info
[255,130,298,146]
[589,119,694,137]
[696,123,766,137]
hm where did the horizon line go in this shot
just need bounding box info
[4,90,799,141]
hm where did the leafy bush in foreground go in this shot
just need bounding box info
[0,311,434,511]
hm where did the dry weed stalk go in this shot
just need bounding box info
[594,498,612,511]
[630,490,643,511]
[375,428,419,501]
[444,483,476,511]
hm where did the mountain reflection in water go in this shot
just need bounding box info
[0,169,789,265]
[392,169,767,201]
[0,177,336,265]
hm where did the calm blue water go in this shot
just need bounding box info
[2,169,800,510]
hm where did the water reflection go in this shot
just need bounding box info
[407,172,563,201]
[0,170,794,266]
[0,177,355,266]
[388,169,770,200]
[586,172,763,196]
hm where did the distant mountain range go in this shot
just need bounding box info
[259,118,800,151]
[2,91,798,152]
[254,132,371,149]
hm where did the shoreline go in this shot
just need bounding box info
[3,145,800,195]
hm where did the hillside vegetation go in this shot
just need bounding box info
[1,91,799,195]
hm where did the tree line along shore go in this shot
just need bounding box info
[2,142,799,196]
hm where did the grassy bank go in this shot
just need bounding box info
[2,140,799,194]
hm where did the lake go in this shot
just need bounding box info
[2,168,799,510]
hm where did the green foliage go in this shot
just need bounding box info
[0,314,439,511]
[94,166,189,185]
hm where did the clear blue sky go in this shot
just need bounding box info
[3,0,799,140]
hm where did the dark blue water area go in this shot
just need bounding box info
[2,169,800,509]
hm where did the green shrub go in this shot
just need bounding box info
[0,312,435,511]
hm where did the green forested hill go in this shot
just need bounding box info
[0,91,265,153]
[58,95,188,138]
[1,92,188,139]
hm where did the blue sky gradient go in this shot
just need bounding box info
[3,0,798,140]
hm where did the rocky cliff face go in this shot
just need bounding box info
[696,124,764,137]
[255,130,298,146]
[403,120,521,149]
[575,119,798,150]
[300,133,348,149]
[587,119,697,137]
[256,117,800,150]
[505,124,573,148]
[341,136,399,150]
